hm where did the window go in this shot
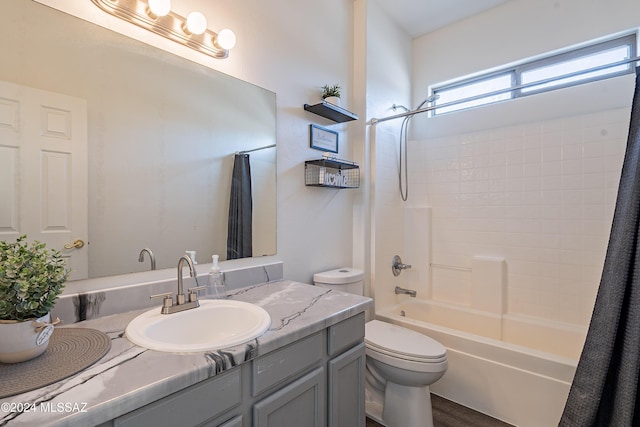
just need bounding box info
[435,73,513,115]
[431,34,636,115]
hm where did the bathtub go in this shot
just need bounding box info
[376,299,581,427]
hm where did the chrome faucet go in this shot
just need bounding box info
[176,255,196,305]
[395,286,417,297]
[392,255,412,276]
[138,247,156,270]
[150,255,205,314]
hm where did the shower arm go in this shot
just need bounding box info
[392,104,410,112]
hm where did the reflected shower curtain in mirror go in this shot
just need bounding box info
[560,67,640,426]
[227,154,252,260]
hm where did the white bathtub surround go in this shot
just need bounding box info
[377,301,578,427]
[383,298,584,359]
[381,108,628,425]
[420,108,628,327]
[470,256,505,314]
[501,313,588,358]
[404,207,432,299]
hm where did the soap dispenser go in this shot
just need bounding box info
[207,255,227,299]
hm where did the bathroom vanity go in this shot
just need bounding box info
[0,279,371,427]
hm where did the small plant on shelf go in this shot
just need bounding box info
[322,84,342,100]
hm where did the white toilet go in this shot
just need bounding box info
[313,268,448,427]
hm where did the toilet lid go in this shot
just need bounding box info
[365,320,446,360]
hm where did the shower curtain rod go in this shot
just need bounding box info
[237,144,276,155]
[369,55,640,125]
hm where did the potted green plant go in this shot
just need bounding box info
[322,84,342,106]
[0,235,69,363]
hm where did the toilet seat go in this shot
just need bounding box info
[365,320,446,363]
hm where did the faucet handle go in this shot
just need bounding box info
[150,292,174,308]
[188,286,207,302]
[392,255,412,276]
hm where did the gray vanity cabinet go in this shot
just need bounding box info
[217,416,244,427]
[113,369,242,427]
[326,313,366,427]
[327,343,366,427]
[110,312,365,427]
[253,367,325,426]
[250,312,366,427]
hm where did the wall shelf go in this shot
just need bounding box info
[304,101,358,123]
[305,158,360,189]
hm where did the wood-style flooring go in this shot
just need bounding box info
[365,394,514,427]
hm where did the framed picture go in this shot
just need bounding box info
[309,124,338,153]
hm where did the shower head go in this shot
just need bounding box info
[426,94,440,103]
[414,94,440,111]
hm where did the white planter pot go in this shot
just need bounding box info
[0,313,53,363]
[323,96,341,106]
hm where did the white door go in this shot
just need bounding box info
[0,80,88,280]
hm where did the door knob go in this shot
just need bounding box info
[64,239,85,249]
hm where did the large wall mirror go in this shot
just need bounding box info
[0,0,277,279]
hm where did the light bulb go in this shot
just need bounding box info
[215,28,236,50]
[148,0,171,17]
[185,11,207,35]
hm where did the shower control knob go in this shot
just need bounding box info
[392,255,412,276]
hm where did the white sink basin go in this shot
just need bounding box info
[126,299,271,353]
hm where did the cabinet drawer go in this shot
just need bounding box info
[252,332,323,396]
[327,312,365,356]
[114,369,241,427]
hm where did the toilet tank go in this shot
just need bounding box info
[313,267,364,296]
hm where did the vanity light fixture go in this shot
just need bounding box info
[147,0,171,17]
[215,28,237,50]
[184,11,207,35]
[91,0,236,59]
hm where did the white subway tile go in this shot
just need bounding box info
[542,175,562,191]
[543,145,562,162]
[562,159,583,175]
[506,149,524,165]
[582,157,605,174]
[409,108,625,327]
[583,141,606,158]
[561,174,583,189]
[524,147,543,164]
[542,161,562,176]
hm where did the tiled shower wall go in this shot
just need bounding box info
[409,107,630,327]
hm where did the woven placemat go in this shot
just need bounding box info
[0,328,111,398]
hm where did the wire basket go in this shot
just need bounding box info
[304,158,360,189]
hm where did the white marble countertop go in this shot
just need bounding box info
[0,280,371,427]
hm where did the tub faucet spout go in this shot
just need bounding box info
[395,286,417,297]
